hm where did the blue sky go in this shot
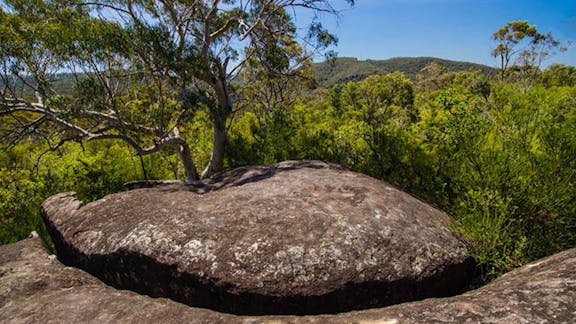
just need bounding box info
[314,0,575,67]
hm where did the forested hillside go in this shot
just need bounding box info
[313,57,497,87]
[2,56,496,97]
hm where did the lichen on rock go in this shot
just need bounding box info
[40,160,476,315]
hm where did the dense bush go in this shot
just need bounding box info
[0,140,177,245]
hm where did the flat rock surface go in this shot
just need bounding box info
[1,237,574,323]
[41,160,475,314]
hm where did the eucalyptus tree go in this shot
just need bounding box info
[492,20,565,83]
[0,0,354,181]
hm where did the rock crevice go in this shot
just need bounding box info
[1,236,574,323]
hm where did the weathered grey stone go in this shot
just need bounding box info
[0,236,229,323]
[306,247,576,323]
[1,237,574,323]
[41,160,476,315]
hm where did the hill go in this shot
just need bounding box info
[3,57,496,96]
[313,57,497,88]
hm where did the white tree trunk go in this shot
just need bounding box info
[178,143,199,183]
[201,118,227,179]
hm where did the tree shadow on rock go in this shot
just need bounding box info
[125,160,349,195]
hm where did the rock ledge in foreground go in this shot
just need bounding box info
[1,237,574,323]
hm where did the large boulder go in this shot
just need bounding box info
[1,236,575,323]
[41,160,476,315]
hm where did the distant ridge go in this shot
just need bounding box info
[313,57,497,88]
[4,57,497,96]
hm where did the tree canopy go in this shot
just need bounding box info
[492,20,565,83]
[0,0,354,181]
